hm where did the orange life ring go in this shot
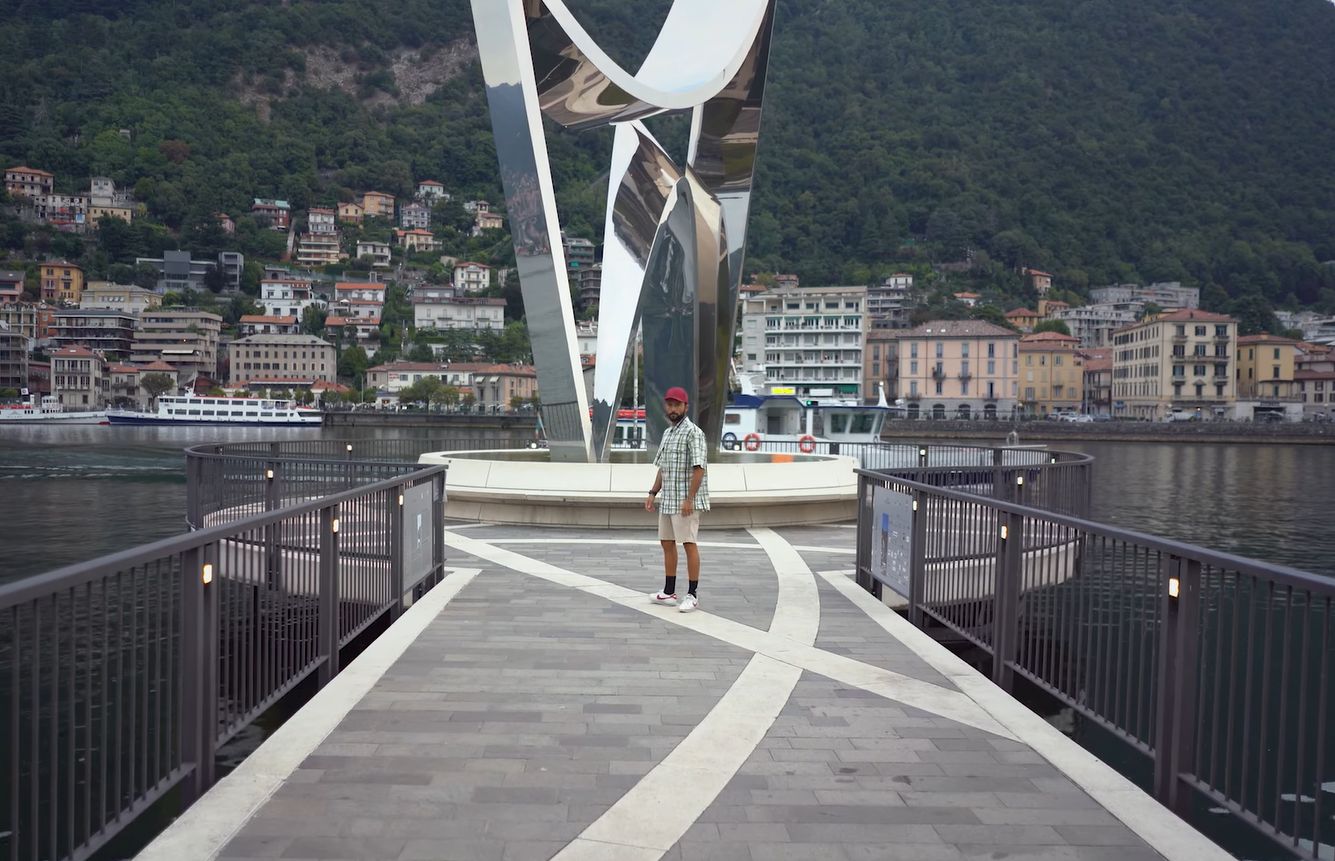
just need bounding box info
[743,433,762,452]
[798,435,817,454]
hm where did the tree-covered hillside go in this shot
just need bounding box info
[3,0,1335,312]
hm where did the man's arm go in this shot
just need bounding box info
[681,466,705,515]
[645,468,663,511]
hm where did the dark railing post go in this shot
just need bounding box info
[185,454,200,530]
[179,542,218,803]
[918,446,929,468]
[992,510,1024,692]
[855,474,873,595]
[264,461,282,590]
[909,490,927,628]
[1153,555,1201,816]
[317,504,341,686]
[431,470,446,586]
[389,486,404,617]
[992,447,1004,504]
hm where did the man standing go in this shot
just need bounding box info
[645,386,709,612]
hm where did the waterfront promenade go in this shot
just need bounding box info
[138,523,1230,861]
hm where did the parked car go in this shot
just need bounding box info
[1060,413,1095,423]
[1092,414,1112,422]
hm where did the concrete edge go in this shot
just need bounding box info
[814,568,1235,861]
[133,567,483,861]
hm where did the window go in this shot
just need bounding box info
[960,381,969,396]
[987,382,995,398]
[910,382,918,396]
[910,361,918,374]
[1195,326,1206,336]
[1055,355,1063,366]
[961,343,969,358]
[1272,366,1280,379]
[936,343,943,358]
[961,361,969,375]
[746,353,756,361]
[1274,348,1281,360]
[1216,325,1228,338]
[872,362,880,376]
[1173,366,1185,377]
[910,344,918,358]
[987,360,995,375]
[1194,365,1206,377]
[1025,387,1036,400]
[872,345,880,360]
[988,343,996,358]
[935,381,943,395]
[1026,355,1033,366]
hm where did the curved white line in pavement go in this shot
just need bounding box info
[480,538,767,550]
[815,569,1233,861]
[134,568,483,861]
[552,527,818,859]
[442,531,1013,740]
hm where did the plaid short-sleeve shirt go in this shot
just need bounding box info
[654,416,709,515]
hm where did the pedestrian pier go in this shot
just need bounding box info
[138,522,1223,861]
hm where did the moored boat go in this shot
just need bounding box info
[106,395,322,426]
[0,395,107,425]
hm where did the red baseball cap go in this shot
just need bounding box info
[664,386,689,404]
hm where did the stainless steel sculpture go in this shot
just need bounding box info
[472,0,775,461]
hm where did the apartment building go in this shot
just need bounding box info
[1234,334,1303,421]
[862,330,898,402]
[261,280,325,318]
[396,229,440,253]
[366,360,493,395]
[866,275,913,330]
[1111,309,1237,420]
[361,191,395,219]
[1091,282,1200,310]
[252,198,291,230]
[0,301,51,346]
[576,264,602,312]
[1296,346,1335,418]
[135,251,241,292]
[4,166,54,199]
[130,309,222,383]
[1017,331,1084,416]
[50,345,107,409]
[238,315,299,336]
[1004,308,1040,332]
[228,334,336,387]
[108,360,179,409]
[40,261,85,304]
[296,231,342,266]
[416,180,448,202]
[355,241,392,268]
[339,202,364,225]
[1081,351,1113,416]
[453,262,492,294]
[50,309,136,360]
[472,212,504,235]
[400,203,430,230]
[894,320,1019,419]
[473,363,538,413]
[740,285,868,400]
[562,234,596,270]
[0,324,27,391]
[81,284,161,314]
[334,282,387,304]
[307,208,337,234]
[413,295,506,330]
[1053,304,1140,349]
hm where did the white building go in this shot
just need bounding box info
[867,276,913,330]
[400,203,430,230]
[462,200,491,214]
[334,282,387,304]
[355,241,392,268]
[229,333,337,388]
[740,285,869,400]
[1054,304,1142,349]
[416,181,449,203]
[1090,282,1200,310]
[306,208,337,234]
[453,262,492,294]
[261,279,326,319]
[413,295,506,331]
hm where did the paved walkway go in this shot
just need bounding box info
[143,523,1231,861]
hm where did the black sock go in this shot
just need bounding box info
[688,580,698,596]
[664,576,676,595]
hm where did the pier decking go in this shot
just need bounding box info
[139,524,1230,861]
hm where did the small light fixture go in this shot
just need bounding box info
[1168,577,1180,599]
[1050,457,1057,464]
[331,518,340,534]
[1016,475,1024,486]
[202,563,214,584]
[912,499,918,511]
[265,468,274,480]
[346,444,353,452]
[1000,525,1009,540]
[919,448,927,457]
[398,494,404,506]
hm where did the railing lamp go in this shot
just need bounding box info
[1168,577,1180,599]
[202,563,214,585]
[398,493,404,506]
[1016,475,1024,486]
[265,469,274,480]
[912,499,918,511]
[1000,524,1009,540]
[346,444,353,453]
[919,448,927,457]
[332,518,340,534]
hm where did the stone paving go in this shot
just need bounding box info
[212,522,1169,861]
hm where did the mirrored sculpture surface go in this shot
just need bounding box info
[471,0,775,461]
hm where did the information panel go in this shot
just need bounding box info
[871,486,914,598]
[402,482,435,590]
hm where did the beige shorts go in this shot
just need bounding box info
[658,511,700,544]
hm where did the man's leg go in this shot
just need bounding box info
[683,541,700,594]
[658,513,679,597]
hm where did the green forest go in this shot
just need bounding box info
[4,0,1335,319]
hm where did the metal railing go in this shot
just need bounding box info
[855,466,1335,860]
[0,456,446,861]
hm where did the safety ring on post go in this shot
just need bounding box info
[798,435,817,454]
[722,431,738,450]
[743,433,762,452]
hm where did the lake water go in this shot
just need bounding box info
[0,428,1332,581]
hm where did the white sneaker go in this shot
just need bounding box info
[650,591,678,606]
[678,594,699,613]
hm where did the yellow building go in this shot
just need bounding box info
[1236,334,1298,399]
[1004,307,1040,331]
[895,320,1019,419]
[40,261,84,304]
[1018,331,1083,416]
[338,201,364,224]
[361,191,395,219]
[1111,308,1237,420]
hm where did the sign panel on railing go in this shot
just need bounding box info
[403,482,436,588]
[872,486,914,598]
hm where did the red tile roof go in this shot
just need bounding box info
[901,320,1017,338]
[239,315,298,325]
[1020,331,1080,344]
[1157,309,1236,323]
[1005,308,1039,318]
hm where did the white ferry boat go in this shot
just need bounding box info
[106,395,323,426]
[0,395,107,424]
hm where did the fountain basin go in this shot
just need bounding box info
[418,449,859,528]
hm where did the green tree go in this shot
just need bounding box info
[139,372,176,408]
[302,305,327,336]
[1032,319,1071,336]
[338,345,370,380]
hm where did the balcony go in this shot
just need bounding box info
[1172,333,1188,343]
[1215,334,1231,343]
[957,371,972,381]
[931,368,946,381]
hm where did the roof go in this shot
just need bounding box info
[140,360,178,372]
[900,320,1018,338]
[239,315,298,325]
[353,317,382,326]
[1294,370,1335,380]
[108,363,139,373]
[363,190,394,198]
[1156,309,1236,323]
[312,380,350,392]
[232,334,334,346]
[52,346,97,357]
[396,229,435,236]
[455,261,491,269]
[324,316,349,326]
[479,363,537,377]
[1026,269,1053,277]
[252,198,291,208]
[6,166,54,177]
[1237,333,1299,345]
[244,377,327,385]
[1005,308,1039,318]
[335,282,386,291]
[1081,355,1113,372]
[369,360,495,374]
[1043,300,1070,307]
[418,180,445,187]
[1019,331,1080,345]
[307,208,335,215]
[953,292,981,299]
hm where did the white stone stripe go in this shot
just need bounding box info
[552,525,817,859]
[133,568,483,861]
[481,538,766,550]
[815,569,1234,861]
[443,531,1013,739]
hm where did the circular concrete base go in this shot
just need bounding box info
[418,449,859,528]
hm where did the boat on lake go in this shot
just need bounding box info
[0,395,107,425]
[106,395,322,426]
